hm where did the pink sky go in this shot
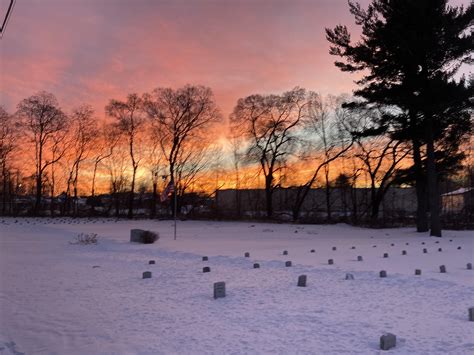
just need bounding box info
[0,0,470,120]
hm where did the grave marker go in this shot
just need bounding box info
[213,282,226,299]
[244,252,250,258]
[357,256,363,261]
[285,261,292,267]
[297,275,307,287]
[283,250,288,255]
[130,229,147,243]
[310,249,315,253]
[402,250,407,255]
[383,253,389,258]
[202,256,208,261]
[328,259,334,265]
[351,246,356,249]
[438,248,442,252]
[345,273,355,280]
[203,266,211,273]
[253,263,260,269]
[379,270,387,278]
[380,333,396,350]
[142,271,152,279]
[469,307,474,321]
[149,260,155,265]
[423,248,428,253]
[415,269,422,275]
[457,246,462,250]
[467,263,472,270]
[332,247,337,251]
[440,265,446,273]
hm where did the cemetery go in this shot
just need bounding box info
[0,218,472,354]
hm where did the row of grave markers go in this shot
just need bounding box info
[200,251,472,272]
[139,249,472,351]
[129,228,471,352]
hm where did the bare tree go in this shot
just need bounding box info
[291,95,353,221]
[228,133,245,217]
[17,92,68,215]
[105,146,128,217]
[0,106,16,215]
[90,122,119,201]
[144,134,164,218]
[230,87,311,218]
[106,94,144,218]
[63,105,98,216]
[144,85,222,215]
[354,135,410,222]
[48,126,69,217]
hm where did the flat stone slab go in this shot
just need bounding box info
[131,229,146,243]
[142,271,152,279]
[380,333,396,350]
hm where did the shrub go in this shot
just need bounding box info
[141,230,159,244]
[70,232,98,245]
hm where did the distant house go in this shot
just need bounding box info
[441,187,473,214]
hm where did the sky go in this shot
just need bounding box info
[0,0,470,121]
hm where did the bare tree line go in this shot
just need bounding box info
[0,86,471,227]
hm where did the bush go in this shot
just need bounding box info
[70,232,98,245]
[141,230,159,244]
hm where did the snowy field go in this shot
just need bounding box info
[0,218,473,354]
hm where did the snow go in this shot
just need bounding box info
[0,218,473,354]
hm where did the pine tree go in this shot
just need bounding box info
[326,0,473,236]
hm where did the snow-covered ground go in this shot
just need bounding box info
[0,218,473,354]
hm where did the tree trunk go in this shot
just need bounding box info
[73,164,79,217]
[128,167,136,219]
[2,163,7,215]
[34,175,42,216]
[265,174,273,218]
[413,139,429,232]
[426,116,442,237]
[151,181,157,218]
[50,164,55,218]
[325,167,331,222]
[351,185,358,225]
[90,162,98,215]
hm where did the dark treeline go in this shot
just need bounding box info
[0,0,472,236]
